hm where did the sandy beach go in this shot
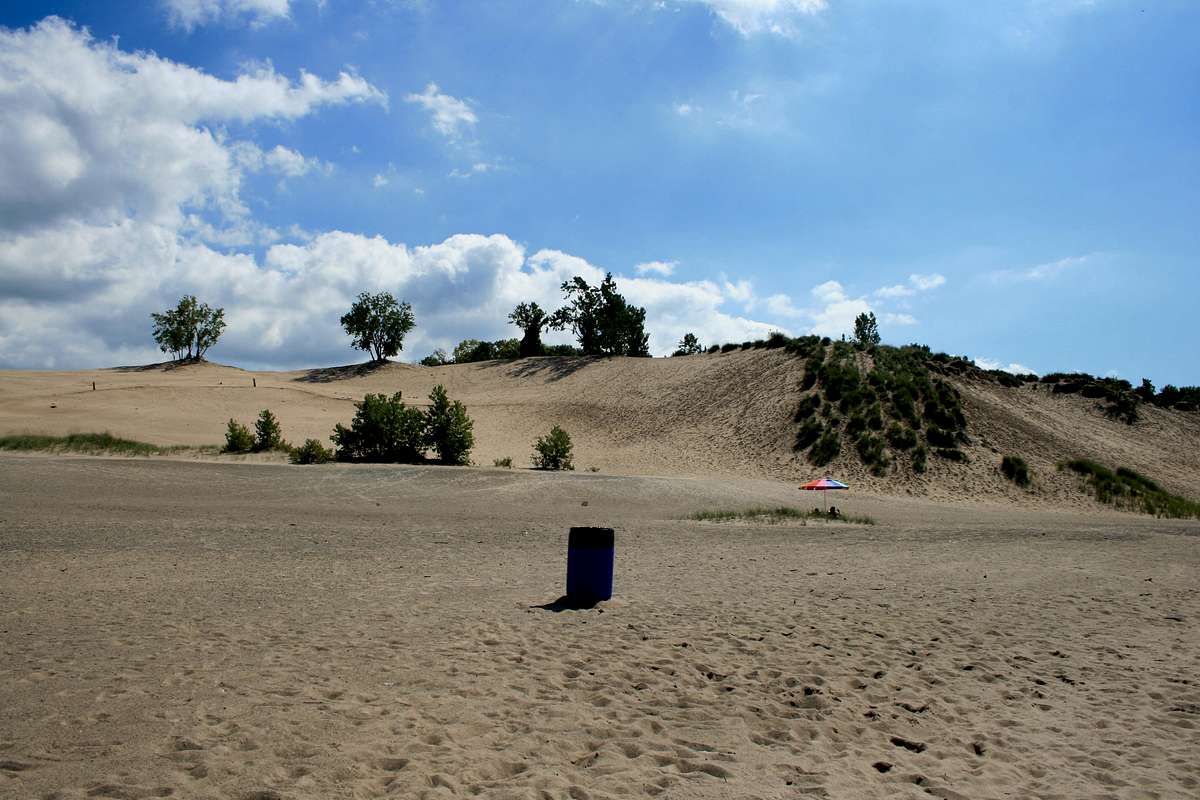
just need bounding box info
[2,453,1198,799]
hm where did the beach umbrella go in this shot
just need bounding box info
[799,476,849,513]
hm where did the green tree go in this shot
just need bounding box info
[509,301,551,357]
[340,292,415,362]
[425,385,475,465]
[331,392,426,462]
[151,295,226,361]
[420,348,451,367]
[549,273,649,357]
[672,332,702,356]
[223,418,253,453]
[532,425,574,470]
[852,312,881,349]
[253,409,284,452]
[453,339,494,363]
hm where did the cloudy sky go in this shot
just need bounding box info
[1,1,1196,382]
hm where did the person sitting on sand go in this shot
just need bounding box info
[828,506,840,519]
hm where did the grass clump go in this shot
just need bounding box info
[1000,454,1031,487]
[1062,459,1200,518]
[0,432,176,457]
[690,507,875,525]
[290,438,334,464]
[911,445,927,473]
[935,448,967,462]
[532,425,574,470]
[493,456,513,468]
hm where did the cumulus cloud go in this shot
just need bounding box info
[807,280,872,338]
[875,272,946,298]
[974,357,1038,376]
[635,260,677,277]
[163,0,292,30]
[684,0,828,36]
[405,82,477,141]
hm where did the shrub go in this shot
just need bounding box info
[911,445,927,473]
[425,385,475,465]
[794,419,823,451]
[290,438,333,465]
[673,332,703,356]
[223,419,254,453]
[532,425,574,470]
[493,456,513,468]
[420,349,451,367]
[706,344,721,354]
[740,341,753,350]
[926,426,956,447]
[254,409,284,452]
[1000,455,1031,487]
[936,448,967,462]
[885,423,917,451]
[809,430,840,467]
[794,394,821,422]
[332,392,427,463]
[865,403,884,431]
[855,433,889,476]
[765,331,789,349]
[720,342,739,353]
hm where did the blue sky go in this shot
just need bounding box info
[0,1,1196,384]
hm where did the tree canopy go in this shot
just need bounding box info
[672,332,702,356]
[339,292,415,362]
[853,311,881,349]
[549,273,649,357]
[150,295,225,361]
[508,301,550,357]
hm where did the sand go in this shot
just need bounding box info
[2,454,1199,799]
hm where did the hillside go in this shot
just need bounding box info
[1,350,1197,509]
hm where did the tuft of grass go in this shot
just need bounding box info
[493,456,513,468]
[0,432,207,457]
[689,507,875,525]
[1062,459,1199,518]
[1000,454,1031,487]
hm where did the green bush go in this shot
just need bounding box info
[1063,458,1199,518]
[936,448,967,462]
[926,426,956,447]
[290,438,333,464]
[809,429,840,467]
[223,419,254,453]
[720,342,739,353]
[794,419,823,451]
[254,409,285,452]
[532,425,574,470]
[765,331,789,349]
[1000,455,1031,487]
[885,423,917,451]
[425,385,475,465]
[493,456,513,468]
[794,394,821,422]
[706,344,720,354]
[855,433,889,476]
[332,392,427,463]
[911,445,927,473]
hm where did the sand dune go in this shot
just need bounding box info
[2,351,1197,508]
[2,456,1198,799]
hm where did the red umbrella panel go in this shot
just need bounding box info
[799,477,849,512]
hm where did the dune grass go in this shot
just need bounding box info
[0,432,213,457]
[1062,458,1200,519]
[690,506,875,525]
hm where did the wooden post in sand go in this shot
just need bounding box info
[92,381,96,391]
[253,378,257,388]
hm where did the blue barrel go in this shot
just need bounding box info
[566,527,614,602]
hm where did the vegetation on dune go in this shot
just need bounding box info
[532,425,574,470]
[493,456,513,468]
[672,332,703,356]
[550,273,649,357]
[340,291,415,362]
[1061,459,1200,519]
[509,301,552,358]
[223,419,255,453]
[1000,454,1031,487]
[690,507,875,525]
[0,432,206,457]
[331,385,476,465]
[290,438,334,465]
[151,295,225,362]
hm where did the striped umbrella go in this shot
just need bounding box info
[799,476,849,513]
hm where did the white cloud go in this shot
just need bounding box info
[372,173,390,189]
[875,272,946,298]
[882,312,917,326]
[674,102,698,116]
[765,293,804,318]
[974,357,1038,376]
[448,162,498,179]
[807,280,871,338]
[264,145,326,177]
[684,0,828,36]
[163,0,292,30]
[991,254,1093,283]
[405,82,477,141]
[635,260,677,277]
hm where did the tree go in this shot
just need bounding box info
[340,292,415,362]
[151,295,226,361]
[672,332,702,356]
[532,425,574,470]
[549,273,649,357]
[1135,378,1156,402]
[253,409,284,452]
[425,385,475,465]
[453,339,494,363]
[420,349,451,367]
[852,312,881,349]
[509,302,551,357]
[331,392,427,462]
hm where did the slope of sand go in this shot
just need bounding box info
[2,351,1198,508]
[1,455,1198,799]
